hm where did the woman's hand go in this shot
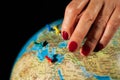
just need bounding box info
[61,0,120,56]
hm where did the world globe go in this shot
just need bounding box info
[10,19,120,80]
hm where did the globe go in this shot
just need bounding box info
[10,19,120,80]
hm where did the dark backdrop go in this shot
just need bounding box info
[1,0,71,79]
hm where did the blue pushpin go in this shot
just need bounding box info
[46,24,51,31]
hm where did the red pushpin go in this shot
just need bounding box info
[45,56,52,63]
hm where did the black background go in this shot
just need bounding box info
[1,0,71,79]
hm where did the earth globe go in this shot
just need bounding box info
[10,19,120,80]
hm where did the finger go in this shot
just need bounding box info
[61,0,89,40]
[94,6,120,52]
[68,0,103,52]
[81,0,116,56]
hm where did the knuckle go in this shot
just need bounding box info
[112,26,118,31]
[94,18,107,29]
[76,31,84,39]
[83,13,95,24]
[73,29,85,40]
[87,36,98,46]
[112,27,119,33]
[97,18,107,26]
[65,4,78,15]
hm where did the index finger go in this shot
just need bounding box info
[61,0,89,40]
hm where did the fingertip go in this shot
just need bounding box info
[94,43,104,52]
[68,41,78,52]
[80,44,91,56]
[80,48,85,57]
[62,31,69,40]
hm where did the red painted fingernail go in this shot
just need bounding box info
[94,43,104,52]
[62,31,68,40]
[68,41,78,52]
[81,44,90,56]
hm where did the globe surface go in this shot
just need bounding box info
[10,19,120,80]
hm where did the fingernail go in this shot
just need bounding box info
[68,41,78,52]
[62,31,68,40]
[81,44,90,56]
[94,43,104,52]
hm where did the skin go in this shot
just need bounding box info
[61,0,120,56]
